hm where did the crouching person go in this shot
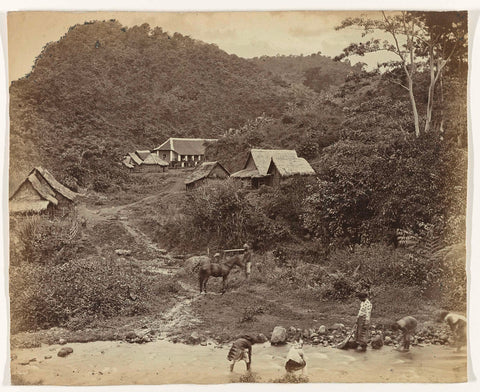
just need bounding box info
[227,335,256,372]
[285,339,306,373]
[392,316,418,352]
[439,311,467,352]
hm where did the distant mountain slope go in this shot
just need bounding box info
[9,20,293,187]
[250,53,364,92]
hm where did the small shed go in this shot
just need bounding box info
[184,161,230,191]
[266,156,315,187]
[9,167,78,215]
[122,152,168,173]
[137,153,169,173]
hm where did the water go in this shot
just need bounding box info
[10,340,467,385]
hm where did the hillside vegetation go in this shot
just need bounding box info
[9,16,468,338]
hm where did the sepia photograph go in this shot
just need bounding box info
[2,1,476,387]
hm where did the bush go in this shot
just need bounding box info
[10,213,83,266]
[9,256,174,333]
[160,179,295,252]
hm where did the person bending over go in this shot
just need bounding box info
[227,335,256,372]
[391,316,418,352]
[438,311,467,352]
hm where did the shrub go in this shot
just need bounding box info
[10,213,83,266]
[9,256,174,333]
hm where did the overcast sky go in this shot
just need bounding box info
[8,10,399,82]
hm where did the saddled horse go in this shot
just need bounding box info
[198,254,246,294]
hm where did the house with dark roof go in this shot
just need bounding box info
[184,161,230,191]
[153,138,217,168]
[9,167,78,215]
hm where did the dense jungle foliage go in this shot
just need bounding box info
[9,14,468,331]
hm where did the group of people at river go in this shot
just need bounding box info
[227,293,467,373]
[196,244,467,373]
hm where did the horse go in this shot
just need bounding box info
[198,254,246,294]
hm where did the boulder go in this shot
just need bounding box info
[371,335,384,350]
[287,326,297,337]
[125,331,138,342]
[115,249,132,256]
[58,338,67,345]
[331,323,345,331]
[57,347,74,357]
[318,325,327,335]
[271,326,287,345]
[384,336,393,345]
[256,333,268,343]
[188,332,201,345]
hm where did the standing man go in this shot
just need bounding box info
[439,311,467,352]
[391,316,418,352]
[243,243,252,280]
[355,292,372,352]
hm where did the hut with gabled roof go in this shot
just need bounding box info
[184,161,230,191]
[266,155,315,187]
[9,167,78,215]
[122,151,168,172]
[231,149,302,188]
[138,153,169,173]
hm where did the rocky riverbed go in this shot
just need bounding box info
[10,337,467,385]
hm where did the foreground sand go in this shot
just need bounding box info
[10,339,467,385]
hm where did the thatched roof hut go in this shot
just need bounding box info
[141,153,169,167]
[135,150,152,161]
[231,149,298,179]
[267,155,315,186]
[268,156,315,177]
[231,149,315,188]
[184,161,230,190]
[9,167,78,214]
[123,152,168,172]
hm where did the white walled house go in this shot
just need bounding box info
[152,138,217,168]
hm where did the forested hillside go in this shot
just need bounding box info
[9,12,469,342]
[250,53,364,92]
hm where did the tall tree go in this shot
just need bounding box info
[410,11,468,133]
[335,11,467,138]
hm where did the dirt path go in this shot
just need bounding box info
[75,172,200,332]
[10,341,467,385]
